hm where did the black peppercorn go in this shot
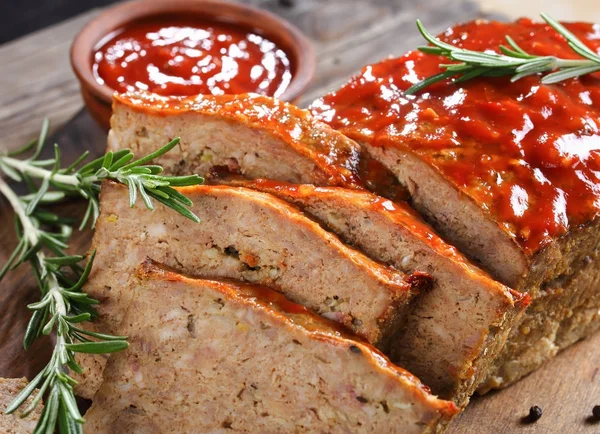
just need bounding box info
[593,405,600,420]
[526,405,543,423]
[278,0,295,7]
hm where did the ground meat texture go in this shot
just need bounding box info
[83,261,458,434]
[479,256,600,393]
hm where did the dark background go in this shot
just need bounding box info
[1,0,297,44]
[2,0,119,43]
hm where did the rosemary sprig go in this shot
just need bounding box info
[0,120,202,227]
[0,120,203,433]
[405,13,600,95]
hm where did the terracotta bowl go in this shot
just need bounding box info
[71,0,315,129]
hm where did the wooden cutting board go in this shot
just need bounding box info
[0,1,599,433]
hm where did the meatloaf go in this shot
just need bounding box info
[217,178,529,405]
[108,91,364,189]
[105,93,526,404]
[75,182,417,399]
[83,261,458,434]
[311,19,600,389]
[0,378,42,434]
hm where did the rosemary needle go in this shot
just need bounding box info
[406,13,600,95]
[0,120,203,433]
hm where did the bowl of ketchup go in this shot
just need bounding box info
[71,0,315,129]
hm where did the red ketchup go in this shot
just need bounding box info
[93,18,292,97]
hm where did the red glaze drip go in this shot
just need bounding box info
[93,18,292,97]
[312,19,600,255]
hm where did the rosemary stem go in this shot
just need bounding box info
[0,176,69,369]
[1,156,80,186]
[555,59,596,68]
[0,177,39,245]
[0,177,67,316]
[0,176,71,386]
[49,275,66,315]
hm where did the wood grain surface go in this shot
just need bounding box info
[0,1,599,433]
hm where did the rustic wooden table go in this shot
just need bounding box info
[1,1,599,433]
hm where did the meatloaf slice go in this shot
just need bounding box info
[108,91,363,189]
[0,378,42,433]
[74,182,416,399]
[83,261,458,434]
[311,19,600,389]
[217,178,528,406]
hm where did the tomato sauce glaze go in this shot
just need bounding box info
[312,19,600,254]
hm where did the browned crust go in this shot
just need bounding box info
[114,92,364,189]
[137,259,459,419]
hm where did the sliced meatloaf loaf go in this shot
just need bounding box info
[311,19,600,389]
[105,94,526,404]
[75,182,417,399]
[83,261,458,434]
[108,91,363,189]
[0,378,42,433]
[217,178,529,406]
